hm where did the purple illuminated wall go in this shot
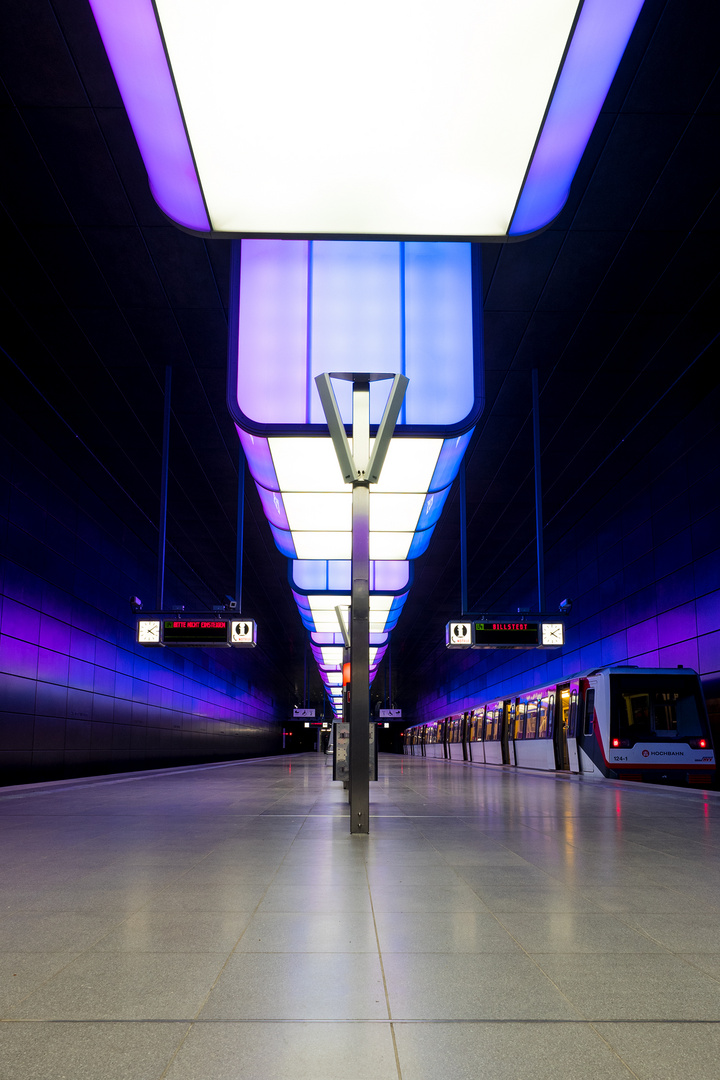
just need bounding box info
[407,389,720,736]
[0,405,283,786]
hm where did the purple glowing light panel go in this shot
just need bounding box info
[230,240,478,563]
[232,241,478,432]
[87,0,644,239]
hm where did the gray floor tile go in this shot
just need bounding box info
[495,911,666,953]
[535,953,720,1019]
[449,865,559,888]
[369,884,486,913]
[587,885,715,913]
[445,849,532,866]
[381,952,580,1019]
[0,951,79,1010]
[679,953,720,979]
[140,883,269,911]
[0,911,119,952]
[89,910,254,953]
[620,913,720,952]
[393,1021,635,1080]
[597,1022,720,1080]
[374,910,521,953]
[271,865,370,885]
[366,865,464,886]
[237,910,379,952]
[464,883,604,913]
[164,1021,399,1080]
[198,952,387,1019]
[258,884,372,912]
[363,851,448,866]
[17,885,170,914]
[7,952,229,1019]
[0,1021,188,1080]
[175,865,280,884]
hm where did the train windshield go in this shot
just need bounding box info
[610,674,709,742]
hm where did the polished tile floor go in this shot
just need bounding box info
[1,753,720,1079]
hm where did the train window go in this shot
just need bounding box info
[525,701,538,739]
[584,689,595,735]
[621,693,653,736]
[514,704,526,740]
[485,709,494,740]
[611,674,709,742]
[568,690,577,737]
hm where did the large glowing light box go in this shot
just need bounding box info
[88,0,644,238]
[230,240,479,565]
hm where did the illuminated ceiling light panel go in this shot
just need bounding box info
[292,593,407,637]
[226,241,480,699]
[311,645,384,670]
[233,242,478,433]
[231,242,479,565]
[291,561,410,594]
[88,0,645,238]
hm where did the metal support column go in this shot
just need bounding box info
[235,443,245,613]
[459,459,468,616]
[315,370,408,835]
[156,365,172,611]
[532,369,546,613]
[350,380,370,834]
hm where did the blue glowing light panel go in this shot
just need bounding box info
[230,240,481,434]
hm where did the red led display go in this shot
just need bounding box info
[162,620,229,645]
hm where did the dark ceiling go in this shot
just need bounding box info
[2,0,718,712]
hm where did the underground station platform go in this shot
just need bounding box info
[1,753,719,1079]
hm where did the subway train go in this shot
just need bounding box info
[402,666,715,786]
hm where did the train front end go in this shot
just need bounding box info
[580,667,715,787]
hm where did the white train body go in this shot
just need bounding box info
[403,666,715,787]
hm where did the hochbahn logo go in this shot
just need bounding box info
[641,749,683,757]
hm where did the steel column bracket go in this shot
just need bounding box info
[315,373,355,482]
[314,372,408,485]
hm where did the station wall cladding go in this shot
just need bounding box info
[0,404,285,787]
[410,386,720,743]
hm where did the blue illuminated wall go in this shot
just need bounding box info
[409,388,720,733]
[0,404,284,786]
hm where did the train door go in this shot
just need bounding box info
[554,684,571,770]
[501,700,512,765]
[576,679,602,776]
[462,712,469,761]
[506,701,516,765]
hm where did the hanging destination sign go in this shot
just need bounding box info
[137,615,257,648]
[445,619,565,650]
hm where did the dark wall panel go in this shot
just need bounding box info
[0,405,285,786]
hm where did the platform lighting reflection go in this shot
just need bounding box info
[88,0,645,238]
